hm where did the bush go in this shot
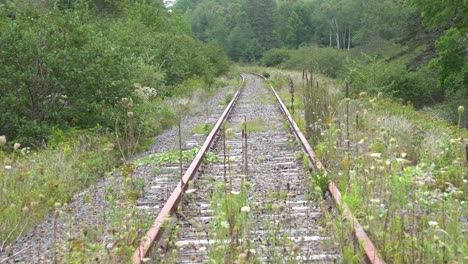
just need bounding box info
[260,48,291,67]
[0,1,231,145]
[281,46,348,78]
[342,56,441,107]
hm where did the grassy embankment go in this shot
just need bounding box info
[244,66,467,263]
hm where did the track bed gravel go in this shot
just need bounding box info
[153,74,339,263]
[0,85,234,264]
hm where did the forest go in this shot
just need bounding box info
[0,0,467,263]
[0,0,466,145]
[0,0,230,145]
[175,0,466,123]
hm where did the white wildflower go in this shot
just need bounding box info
[185,189,196,194]
[428,221,438,227]
[220,221,229,228]
[241,206,250,213]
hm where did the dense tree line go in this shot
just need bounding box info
[176,0,466,119]
[175,0,409,59]
[0,0,230,144]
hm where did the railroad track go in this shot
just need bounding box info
[134,74,384,263]
[0,74,383,264]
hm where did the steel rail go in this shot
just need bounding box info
[133,75,245,263]
[254,73,385,264]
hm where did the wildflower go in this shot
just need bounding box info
[5,165,12,170]
[225,128,234,138]
[428,221,438,227]
[13,143,21,150]
[0,135,6,147]
[278,204,285,211]
[458,106,464,114]
[292,243,301,254]
[237,253,247,264]
[231,191,240,195]
[220,221,229,228]
[369,153,382,158]
[249,249,256,254]
[186,189,196,194]
[240,206,250,213]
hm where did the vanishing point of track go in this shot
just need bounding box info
[134,74,385,263]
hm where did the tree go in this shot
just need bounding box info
[244,0,278,51]
[406,0,467,96]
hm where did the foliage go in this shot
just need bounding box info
[343,56,441,107]
[260,49,291,67]
[0,0,230,145]
[135,147,218,166]
[0,129,119,246]
[281,46,348,78]
[280,70,468,262]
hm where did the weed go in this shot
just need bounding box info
[192,123,214,136]
[219,93,234,106]
[240,119,266,132]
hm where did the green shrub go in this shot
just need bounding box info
[342,56,441,107]
[281,46,348,78]
[260,48,291,67]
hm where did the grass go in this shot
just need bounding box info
[218,92,234,106]
[0,74,238,258]
[240,118,266,132]
[192,123,214,136]
[271,68,468,263]
[0,129,119,249]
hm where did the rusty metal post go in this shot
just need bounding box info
[289,78,295,115]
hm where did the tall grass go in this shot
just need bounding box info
[271,69,468,263]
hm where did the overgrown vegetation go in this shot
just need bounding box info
[0,0,230,145]
[0,0,235,250]
[271,70,468,263]
[177,0,466,125]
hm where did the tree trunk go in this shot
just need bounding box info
[334,18,340,49]
[342,30,346,49]
[348,27,351,50]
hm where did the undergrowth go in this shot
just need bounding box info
[272,69,468,263]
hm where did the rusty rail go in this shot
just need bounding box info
[133,75,245,263]
[255,73,385,264]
